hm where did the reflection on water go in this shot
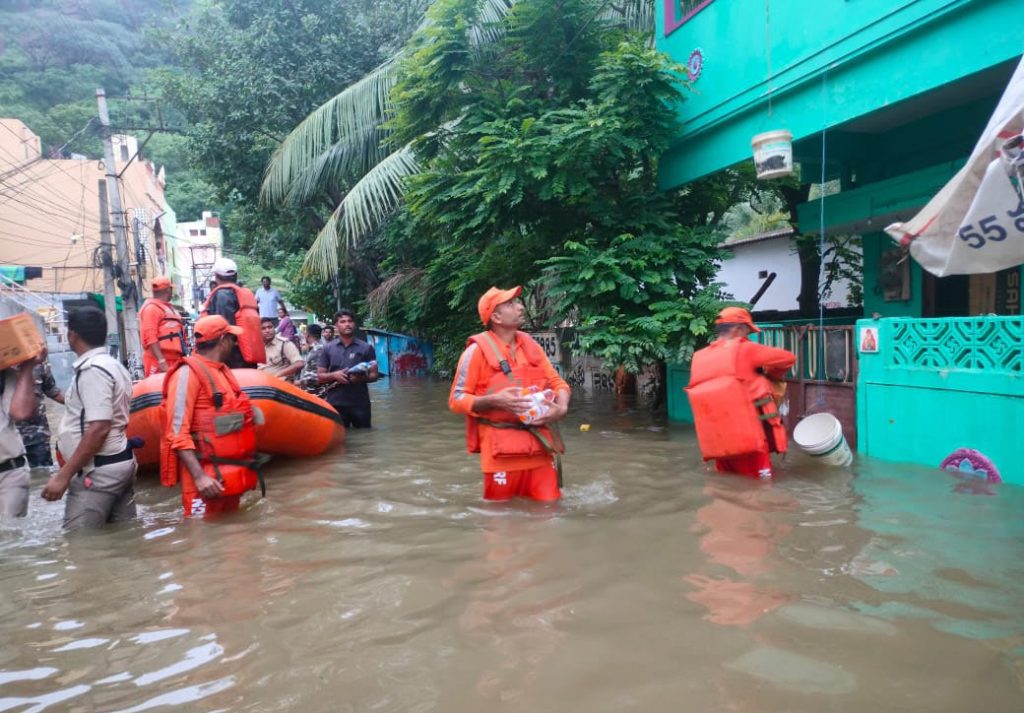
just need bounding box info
[0,378,1021,712]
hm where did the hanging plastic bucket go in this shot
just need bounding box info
[751,130,794,179]
[792,413,853,467]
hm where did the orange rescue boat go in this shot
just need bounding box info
[129,370,344,469]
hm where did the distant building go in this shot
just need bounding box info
[0,118,172,297]
[175,211,223,313]
[0,118,179,385]
[718,228,861,315]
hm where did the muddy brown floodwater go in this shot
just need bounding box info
[1,378,1022,712]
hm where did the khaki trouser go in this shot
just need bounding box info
[63,459,137,530]
[0,464,30,517]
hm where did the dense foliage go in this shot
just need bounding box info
[0,0,189,157]
[157,0,427,295]
[273,0,745,373]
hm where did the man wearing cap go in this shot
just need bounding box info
[43,307,137,529]
[686,307,796,479]
[139,276,186,376]
[449,286,570,501]
[161,315,263,517]
[201,257,265,369]
[317,310,378,428]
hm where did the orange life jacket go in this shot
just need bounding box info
[160,356,262,500]
[140,298,185,354]
[464,331,564,459]
[686,338,787,460]
[201,283,266,365]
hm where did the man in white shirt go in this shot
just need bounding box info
[0,347,41,517]
[258,317,303,381]
[43,307,137,529]
[255,276,283,324]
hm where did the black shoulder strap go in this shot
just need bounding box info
[75,360,116,435]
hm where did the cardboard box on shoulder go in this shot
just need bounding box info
[0,312,44,370]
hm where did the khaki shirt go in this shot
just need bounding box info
[0,369,26,462]
[58,347,132,463]
[260,336,302,380]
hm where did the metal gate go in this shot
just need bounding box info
[759,324,859,449]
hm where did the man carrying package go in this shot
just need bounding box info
[0,327,41,517]
[449,286,570,502]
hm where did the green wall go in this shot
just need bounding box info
[856,316,1024,485]
[656,0,1024,187]
[861,233,922,319]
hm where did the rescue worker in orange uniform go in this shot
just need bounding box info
[686,307,796,479]
[200,257,266,369]
[161,315,264,517]
[449,286,570,501]
[139,276,185,376]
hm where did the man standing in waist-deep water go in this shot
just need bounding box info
[686,307,796,479]
[43,307,137,529]
[317,310,378,428]
[449,286,570,502]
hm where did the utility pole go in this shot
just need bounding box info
[96,180,121,357]
[97,88,143,377]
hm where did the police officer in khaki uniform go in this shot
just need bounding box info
[0,353,41,517]
[42,307,137,529]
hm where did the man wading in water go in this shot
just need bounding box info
[449,286,570,501]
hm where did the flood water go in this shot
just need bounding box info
[1,378,1023,712]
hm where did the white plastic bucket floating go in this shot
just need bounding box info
[751,129,794,179]
[792,412,853,467]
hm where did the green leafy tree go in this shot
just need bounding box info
[158,0,426,268]
[266,0,726,379]
[261,0,653,274]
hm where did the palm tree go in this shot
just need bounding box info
[261,0,654,278]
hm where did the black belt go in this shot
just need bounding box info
[0,455,26,473]
[94,447,135,468]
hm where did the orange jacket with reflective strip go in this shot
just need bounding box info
[450,331,569,473]
[161,355,258,500]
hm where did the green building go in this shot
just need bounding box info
[658,0,1024,482]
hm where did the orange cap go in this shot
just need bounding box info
[478,285,522,326]
[151,276,172,291]
[193,315,243,344]
[715,306,760,333]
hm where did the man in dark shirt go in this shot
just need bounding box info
[317,310,378,429]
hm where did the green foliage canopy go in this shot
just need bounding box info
[362,0,730,371]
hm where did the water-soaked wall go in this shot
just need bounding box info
[856,315,1024,484]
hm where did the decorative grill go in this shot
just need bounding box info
[889,317,1023,373]
[676,0,716,23]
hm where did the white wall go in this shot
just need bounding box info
[717,237,862,311]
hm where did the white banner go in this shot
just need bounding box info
[887,56,1024,276]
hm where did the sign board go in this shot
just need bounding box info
[529,332,562,364]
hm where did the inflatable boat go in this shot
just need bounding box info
[128,370,344,469]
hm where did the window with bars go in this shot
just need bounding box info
[665,0,717,36]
